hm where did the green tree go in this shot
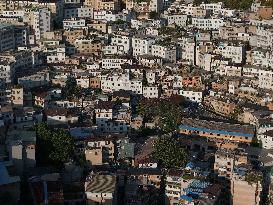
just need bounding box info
[158,101,183,132]
[149,11,158,19]
[36,123,53,165]
[153,136,188,168]
[251,135,262,148]
[62,77,82,99]
[193,0,252,10]
[49,129,75,165]
[137,99,183,133]
[36,123,75,168]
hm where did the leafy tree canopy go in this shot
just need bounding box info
[153,136,188,168]
[149,11,158,19]
[62,77,82,100]
[137,98,183,132]
[193,0,253,10]
[36,123,75,168]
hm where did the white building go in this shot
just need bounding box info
[76,76,90,88]
[110,34,132,55]
[258,69,273,90]
[200,2,223,14]
[149,0,163,12]
[46,46,66,64]
[138,54,162,68]
[178,36,195,64]
[217,43,245,64]
[165,174,183,204]
[167,14,187,26]
[101,56,133,69]
[18,70,50,89]
[102,45,119,55]
[101,73,143,94]
[252,49,273,68]
[256,26,273,49]
[30,8,51,40]
[192,18,224,30]
[132,36,155,56]
[179,89,203,103]
[143,86,159,98]
[151,44,176,62]
[63,18,86,29]
[242,65,260,78]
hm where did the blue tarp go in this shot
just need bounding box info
[180,195,193,202]
[186,162,195,169]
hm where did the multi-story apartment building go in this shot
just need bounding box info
[191,17,224,30]
[101,56,133,69]
[132,36,155,56]
[138,55,162,68]
[0,50,33,83]
[63,18,86,29]
[151,44,176,62]
[75,38,102,55]
[165,170,183,204]
[143,86,159,98]
[18,70,50,89]
[179,118,255,144]
[0,23,15,52]
[179,89,203,103]
[214,149,247,178]
[46,46,66,64]
[178,36,195,64]
[111,34,132,54]
[258,69,273,90]
[217,42,246,64]
[29,7,51,40]
[7,130,36,176]
[101,72,143,94]
[167,14,188,26]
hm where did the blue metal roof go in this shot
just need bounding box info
[179,125,253,138]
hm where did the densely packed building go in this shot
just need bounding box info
[1,0,273,204]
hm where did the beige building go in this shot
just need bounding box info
[192,7,207,17]
[231,172,262,205]
[11,87,24,107]
[85,0,119,10]
[219,26,246,40]
[204,96,236,116]
[86,137,115,162]
[88,21,108,33]
[85,147,104,166]
[7,130,36,176]
[75,38,102,55]
[214,149,247,178]
[63,29,86,45]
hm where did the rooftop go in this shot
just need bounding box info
[85,174,116,193]
[180,118,255,137]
